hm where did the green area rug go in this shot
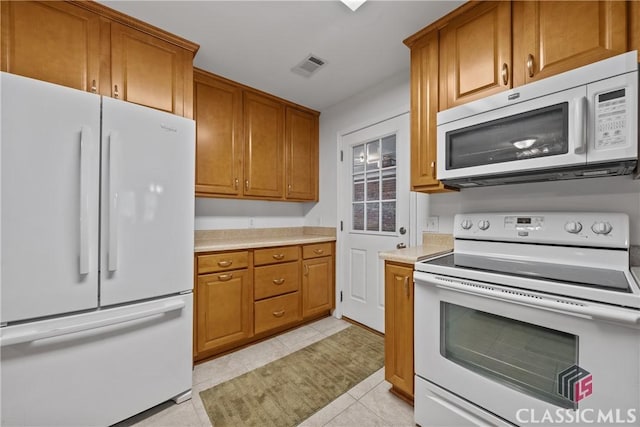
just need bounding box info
[199,325,384,427]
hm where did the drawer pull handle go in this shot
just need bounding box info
[272,253,285,260]
[313,248,324,254]
[217,260,232,267]
[272,310,285,318]
[273,278,285,285]
[218,273,233,281]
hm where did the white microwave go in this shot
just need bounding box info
[436,51,638,188]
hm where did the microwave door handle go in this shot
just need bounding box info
[574,96,587,154]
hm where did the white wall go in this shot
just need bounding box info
[305,69,412,228]
[195,198,308,230]
[427,175,640,244]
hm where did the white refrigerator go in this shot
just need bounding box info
[0,72,195,426]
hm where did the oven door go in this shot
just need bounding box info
[436,85,587,182]
[414,271,640,426]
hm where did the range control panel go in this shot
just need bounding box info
[454,212,629,248]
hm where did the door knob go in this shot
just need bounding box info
[396,243,407,249]
[399,227,406,235]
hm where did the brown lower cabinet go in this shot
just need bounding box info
[194,241,335,362]
[384,261,414,401]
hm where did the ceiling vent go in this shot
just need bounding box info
[291,54,327,78]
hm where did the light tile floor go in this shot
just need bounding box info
[115,316,414,427]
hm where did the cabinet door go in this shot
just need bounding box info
[409,32,452,193]
[1,1,101,92]
[439,1,511,110]
[194,71,243,196]
[285,107,318,201]
[513,1,627,86]
[302,256,334,318]
[384,262,414,399]
[111,22,190,116]
[196,269,253,354]
[243,91,285,198]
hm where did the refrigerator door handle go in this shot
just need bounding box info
[108,131,119,272]
[79,126,91,275]
[0,300,185,347]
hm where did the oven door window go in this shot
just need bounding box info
[446,102,568,170]
[441,303,578,409]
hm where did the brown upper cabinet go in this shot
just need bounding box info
[405,0,636,193]
[1,1,102,93]
[194,71,243,197]
[1,1,198,118]
[285,107,319,201]
[439,1,512,110]
[513,1,628,86]
[194,69,319,202]
[243,91,286,199]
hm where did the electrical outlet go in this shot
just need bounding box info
[426,216,439,232]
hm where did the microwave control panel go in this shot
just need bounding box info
[594,87,628,149]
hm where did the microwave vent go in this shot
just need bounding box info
[292,54,327,78]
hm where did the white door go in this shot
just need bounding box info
[100,98,195,306]
[1,73,101,323]
[339,113,410,332]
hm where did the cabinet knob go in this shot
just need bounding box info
[304,264,309,276]
[527,54,535,78]
[114,84,119,99]
[245,180,249,190]
[501,63,509,86]
[430,161,436,179]
[235,178,239,190]
[91,79,97,93]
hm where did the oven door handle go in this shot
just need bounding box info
[433,278,640,326]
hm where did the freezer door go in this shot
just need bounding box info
[100,97,195,306]
[1,294,193,426]
[0,72,101,323]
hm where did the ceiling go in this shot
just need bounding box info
[100,1,464,111]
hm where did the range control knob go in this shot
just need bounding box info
[591,221,613,235]
[461,219,473,230]
[478,220,490,230]
[564,221,583,234]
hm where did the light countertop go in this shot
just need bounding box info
[378,233,453,264]
[195,227,336,253]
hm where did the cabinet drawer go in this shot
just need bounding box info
[254,292,301,334]
[254,261,300,300]
[197,251,249,274]
[303,242,333,259]
[254,246,300,266]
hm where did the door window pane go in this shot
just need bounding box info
[381,135,396,168]
[353,174,364,202]
[446,103,569,170]
[366,140,380,171]
[381,169,396,200]
[353,144,365,174]
[366,203,379,231]
[381,202,395,232]
[441,303,578,409]
[352,203,364,231]
[366,172,379,201]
